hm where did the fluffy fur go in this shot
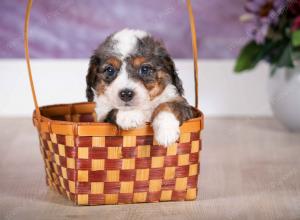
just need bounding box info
[86,28,197,146]
[152,111,180,146]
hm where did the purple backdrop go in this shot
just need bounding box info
[0,0,248,59]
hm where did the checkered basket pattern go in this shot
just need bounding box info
[34,102,203,205]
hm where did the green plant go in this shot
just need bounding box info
[235,0,300,74]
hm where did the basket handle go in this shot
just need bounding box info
[24,0,199,123]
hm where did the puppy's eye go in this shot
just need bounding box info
[104,65,116,76]
[139,65,152,76]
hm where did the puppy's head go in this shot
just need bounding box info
[86,29,183,109]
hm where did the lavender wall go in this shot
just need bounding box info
[0,0,247,59]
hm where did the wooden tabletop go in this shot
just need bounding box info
[0,118,299,220]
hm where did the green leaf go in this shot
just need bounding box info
[234,40,277,73]
[292,30,300,47]
[267,40,288,64]
[277,44,294,68]
[234,41,263,73]
[270,44,294,76]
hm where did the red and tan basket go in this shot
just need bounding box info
[24,0,204,205]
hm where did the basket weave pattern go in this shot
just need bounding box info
[35,103,202,205]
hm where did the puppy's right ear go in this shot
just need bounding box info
[86,54,100,102]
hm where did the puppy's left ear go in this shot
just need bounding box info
[86,54,100,102]
[164,55,184,96]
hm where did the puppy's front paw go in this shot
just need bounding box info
[152,111,180,147]
[116,110,146,130]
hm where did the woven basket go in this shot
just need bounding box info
[25,0,204,205]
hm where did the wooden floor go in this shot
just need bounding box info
[0,118,300,220]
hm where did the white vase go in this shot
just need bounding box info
[268,63,300,132]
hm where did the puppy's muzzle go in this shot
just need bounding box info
[119,89,135,102]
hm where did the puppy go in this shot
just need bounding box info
[86,29,197,146]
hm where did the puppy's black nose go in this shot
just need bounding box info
[119,89,135,102]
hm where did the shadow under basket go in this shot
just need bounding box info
[33,102,204,205]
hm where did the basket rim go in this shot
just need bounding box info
[33,102,204,136]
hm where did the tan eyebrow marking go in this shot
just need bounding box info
[132,56,146,68]
[106,57,122,69]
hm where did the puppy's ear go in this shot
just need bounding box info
[164,55,184,96]
[152,40,184,96]
[86,54,100,102]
